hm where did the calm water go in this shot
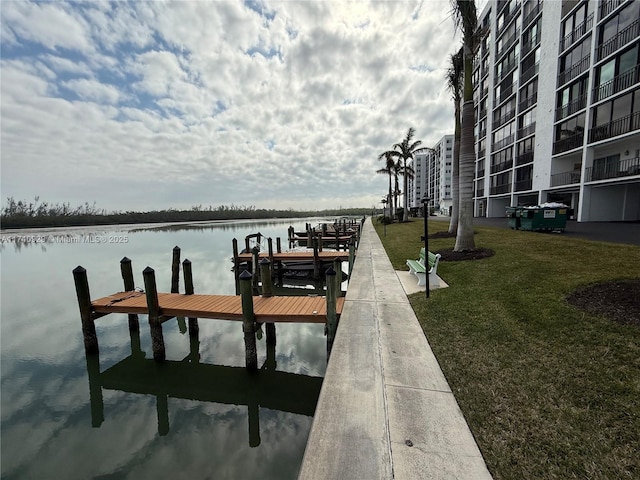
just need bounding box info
[1,218,334,480]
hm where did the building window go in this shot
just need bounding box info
[598,1,640,61]
[593,43,639,102]
[589,88,640,142]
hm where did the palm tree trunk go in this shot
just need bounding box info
[403,160,409,222]
[448,101,461,234]
[388,172,393,219]
[454,45,476,251]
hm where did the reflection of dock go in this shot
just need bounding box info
[86,343,322,444]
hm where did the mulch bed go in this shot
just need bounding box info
[435,247,495,261]
[566,279,640,327]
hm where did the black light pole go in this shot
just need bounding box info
[421,196,431,298]
[381,197,388,236]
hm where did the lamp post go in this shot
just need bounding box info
[381,197,388,237]
[421,196,431,298]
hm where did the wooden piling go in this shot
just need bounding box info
[239,270,258,371]
[120,257,140,332]
[259,258,276,346]
[171,246,180,293]
[325,267,338,355]
[333,257,343,297]
[276,237,282,253]
[183,259,199,336]
[251,246,260,288]
[313,237,320,280]
[73,266,99,354]
[348,239,355,280]
[143,266,166,361]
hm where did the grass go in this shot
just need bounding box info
[374,218,640,480]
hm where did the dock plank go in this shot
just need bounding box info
[91,292,343,324]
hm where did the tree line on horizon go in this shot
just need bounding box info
[0,196,373,229]
[376,0,479,252]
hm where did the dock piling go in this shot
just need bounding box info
[325,267,338,355]
[183,259,199,337]
[120,257,140,333]
[73,266,99,354]
[171,246,180,293]
[259,258,276,346]
[143,267,166,361]
[239,270,258,371]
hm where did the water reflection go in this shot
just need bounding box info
[87,347,322,442]
[1,218,331,479]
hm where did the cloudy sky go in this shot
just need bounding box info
[1,0,463,213]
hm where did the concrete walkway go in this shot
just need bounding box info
[299,218,492,479]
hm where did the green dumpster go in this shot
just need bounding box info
[519,206,568,232]
[505,206,521,229]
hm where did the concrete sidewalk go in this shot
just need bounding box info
[299,218,491,479]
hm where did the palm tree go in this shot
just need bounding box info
[381,127,429,222]
[376,151,396,219]
[446,47,463,235]
[450,0,478,251]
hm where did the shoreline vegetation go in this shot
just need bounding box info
[0,197,375,230]
[374,219,640,479]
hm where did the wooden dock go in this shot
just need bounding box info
[235,250,350,262]
[91,290,344,323]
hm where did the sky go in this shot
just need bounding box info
[1,0,463,213]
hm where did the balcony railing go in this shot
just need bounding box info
[556,93,587,121]
[516,151,534,166]
[550,170,581,187]
[498,3,521,35]
[477,168,485,178]
[522,32,541,56]
[491,159,514,174]
[478,128,487,139]
[493,134,515,151]
[520,62,539,84]
[560,12,593,52]
[522,2,541,28]
[588,111,640,142]
[497,86,516,105]
[479,107,487,119]
[490,183,512,195]
[600,0,627,20]
[519,92,538,112]
[553,132,584,154]
[558,55,590,86]
[497,59,518,82]
[496,28,520,60]
[585,156,640,181]
[592,63,640,103]
[514,178,533,191]
[518,122,536,139]
[597,17,640,61]
[493,109,516,129]
[476,187,485,197]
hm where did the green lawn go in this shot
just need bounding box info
[374,218,640,480]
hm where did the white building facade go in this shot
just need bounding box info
[408,135,454,215]
[474,0,640,221]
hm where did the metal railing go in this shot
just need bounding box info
[557,55,590,86]
[555,93,587,121]
[597,17,640,61]
[490,183,512,195]
[600,0,628,20]
[493,134,515,151]
[518,122,536,139]
[550,170,581,187]
[522,31,541,56]
[592,63,640,103]
[493,109,516,129]
[585,156,640,181]
[523,2,541,28]
[496,28,520,60]
[560,12,593,52]
[588,111,640,143]
[516,151,534,166]
[519,92,538,112]
[553,132,584,154]
[514,178,533,191]
[497,59,518,82]
[520,62,539,84]
[491,159,514,174]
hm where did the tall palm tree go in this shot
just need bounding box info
[381,127,429,222]
[450,0,478,251]
[446,47,463,235]
[376,151,396,219]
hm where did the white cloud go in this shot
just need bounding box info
[1,0,460,212]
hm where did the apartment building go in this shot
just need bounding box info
[408,135,454,215]
[474,0,640,221]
